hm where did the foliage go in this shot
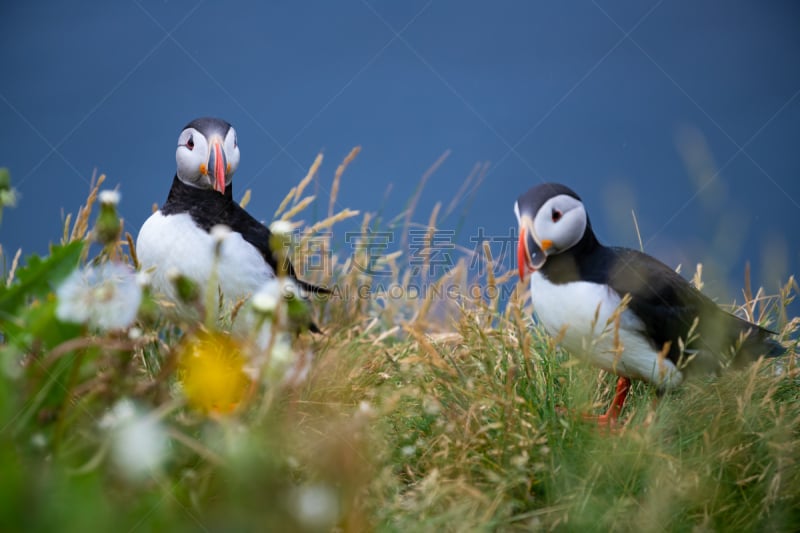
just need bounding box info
[0,160,799,533]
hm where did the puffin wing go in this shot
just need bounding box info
[225,202,332,295]
[601,247,768,366]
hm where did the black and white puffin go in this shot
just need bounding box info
[515,183,783,424]
[136,117,329,317]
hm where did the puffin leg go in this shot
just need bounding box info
[599,376,631,424]
[583,376,631,427]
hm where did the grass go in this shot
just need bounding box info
[1,154,799,532]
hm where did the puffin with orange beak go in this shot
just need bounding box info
[514,183,784,426]
[136,117,329,316]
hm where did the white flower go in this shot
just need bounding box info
[291,484,339,530]
[98,189,121,206]
[234,278,299,350]
[210,224,231,242]
[99,397,137,429]
[233,299,275,352]
[135,271,151,287]
[251,279,281,313]
[101,399,168,480]
[271,335,294,367]
[31,433,47,449]
[269,220,293,236]
[231,277,315,384]
[423,396,441,415]
[56,263,142,330]
[165,267,180,281]
[252,291,278,313]
[358,401,375,417]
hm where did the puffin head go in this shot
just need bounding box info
[176,117,240,195]
[515,183,588,281]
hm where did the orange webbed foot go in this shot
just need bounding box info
[581,376,631,432]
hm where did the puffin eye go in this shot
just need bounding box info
[551,209,562,222]
[186,136,194,150]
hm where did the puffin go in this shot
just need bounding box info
[136,117,329,323]
[514,183,784,424]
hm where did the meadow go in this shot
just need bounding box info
[0,156,798,532]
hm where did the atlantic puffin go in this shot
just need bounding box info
[515,183,783,424]
[136,117,329,320]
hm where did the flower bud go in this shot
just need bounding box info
[95,189,122,246]
[268,221,293,277]
[168,269,200,304]
[210,224,231,257]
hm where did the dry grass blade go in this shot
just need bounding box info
[5,145,799,533]
[416,259,463,327]
[304,208,360,235]
[631,209,644,252]
[402,150,450,248]
[743,261,754,321]
[422,202,441,282]
[403,325,457,375]
[294,208,362,279]
[69,207,85,242]
[62,213,72,244]
[483,241,497,317]
[6,247,21,286]
[281,195,316,221]
[273,187,297,219]
[692,263,704,291]
[465,161,490,201]
[509,284,531,362]
[69,173,106,242]
[329,146,361,218]
[494,270,516,285]
[167,427,223,465]
[444,161,490,221]
[239,189,251,209]
[296,152,323,205]
[606,293,631,374]
[126,232,139,270]
[444,162,481,219]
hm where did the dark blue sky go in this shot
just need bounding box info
[1,1,798,308]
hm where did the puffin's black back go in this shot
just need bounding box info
[539,224,782,371]
[161,177,330,296]
[519,182,784,370]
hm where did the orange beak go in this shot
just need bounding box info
[206,139,226,194]
[518,227,534,281]
[213,141,225,194]
[518,224,549,280]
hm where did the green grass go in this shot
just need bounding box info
[1,163,799,532]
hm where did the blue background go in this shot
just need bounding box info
[1,1,798,310]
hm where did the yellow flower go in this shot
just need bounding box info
[178,330,251,414]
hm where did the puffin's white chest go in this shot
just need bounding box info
[136,212,274,304]
[529,271,682,388]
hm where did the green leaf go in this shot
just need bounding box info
[32,299,83,348]
[0,240,85,320]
